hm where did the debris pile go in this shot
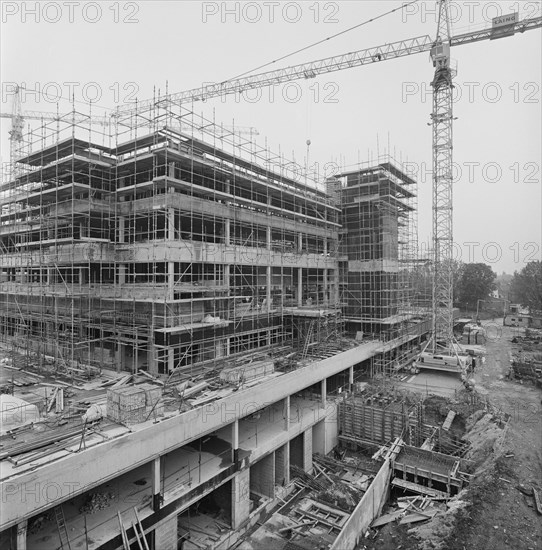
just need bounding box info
[463,408,510,466]
[371,494,448,530]
[79,492,115,514]
[28,511,54,534]
[405,491,469,550]
[509,329,542,386]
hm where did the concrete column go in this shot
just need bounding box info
[323,268,329,306]
[333,268,340,305]
[118,216,125,244]
[231,468,250,529]
[298,232,303,253]
[297,268,303,307]
[321,378,327,409]
[266,266,272,312]
[323,238,328,256]
[232,419,239,464]
[312,420,326,455]
[118,264,126,285]
[115,343,123,373]
[275,442,290,486]
[224,264,230,289]
[16,520,27,550]
[284,396,290,430]
[47,267,54,285]
[303,427,313,474]
[148,338,157,374]
[168,161,175,178]
[266,226,272,251]
[167,348,175,373]
[215,340,225,359]
[224,219,231,245]
[152,457,161,511]
[349,365,354,388]
[167,208,175,241]
[168,261,175,299]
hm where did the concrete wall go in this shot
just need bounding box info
[325,400,339,453]
[274,443,289,487]
[154,515,177,550]
[312,420,326,455]
[330,459,391,550]
[250,454,275,499]
[303,427,313,473]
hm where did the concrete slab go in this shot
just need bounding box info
[394,370,462,398]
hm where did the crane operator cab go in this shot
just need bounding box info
[431,40,450,68]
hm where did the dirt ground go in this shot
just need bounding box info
[359,320,542,550]
[448,320,542,550]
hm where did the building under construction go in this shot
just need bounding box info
[0,102,432,550]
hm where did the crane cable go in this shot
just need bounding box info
[226,0,421,81]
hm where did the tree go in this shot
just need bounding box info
[510,261,542,314]
[447,259,464,304]
[456,263,496,311]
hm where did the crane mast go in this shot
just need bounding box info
[430,0,455,351]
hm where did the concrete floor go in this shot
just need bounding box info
[26,440,234,549]
[26,462,153,550]
[395,370,463,398]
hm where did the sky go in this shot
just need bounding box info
[1,0,541,274]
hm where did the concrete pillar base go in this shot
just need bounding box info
[231,468,250,529]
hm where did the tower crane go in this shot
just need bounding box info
[113,2,540,354]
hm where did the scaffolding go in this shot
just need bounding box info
[0,99,345,379]
[335,157,429,379]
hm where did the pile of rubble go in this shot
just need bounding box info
[28,511,54,534]
[79,492,116,514]
[371,494,450,529]
[406,492,470,550]
[463,408,510,466]
[509,329,542,386]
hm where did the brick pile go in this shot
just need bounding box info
[107,383,163,424]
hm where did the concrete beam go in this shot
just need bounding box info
[118,242,337,270]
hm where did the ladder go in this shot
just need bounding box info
[301,320,315,359]
[54,505,71,550]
